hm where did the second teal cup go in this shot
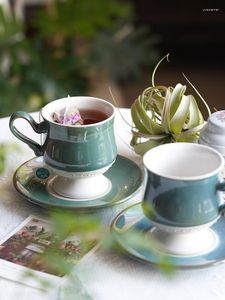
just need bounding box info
[143,143,225,227]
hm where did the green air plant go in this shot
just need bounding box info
[130,54,211,155]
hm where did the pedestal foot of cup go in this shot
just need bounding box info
[148,225,218,256]
[47,174,112,200]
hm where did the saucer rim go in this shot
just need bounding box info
[13,155,147,210]
[111,203,225,269]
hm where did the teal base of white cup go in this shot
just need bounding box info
[148,220,219,256]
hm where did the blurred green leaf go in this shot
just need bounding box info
[88,25,160,83]
[0,1,160,117]
[34,0,132,39]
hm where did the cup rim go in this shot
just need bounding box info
[143,142,224,181]
[41,96,115,127]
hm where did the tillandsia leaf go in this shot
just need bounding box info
[174,133,199,143]
[130,135,139,147]
[109,87,133,129]
[131,95,164,134]
[133,139,162,155]
[131,129,168,139]
[170,95,191,134]
[152,53,170,87]
[141,85,166,115]
[170,84,187,119]
[185,95,203,129]
[133,136,170,155]
[131,102,150,134]
[174,123,205,140]
[143,85,168,124]
[197,105,204,124]
[150,93,165,114]
[141,85,167,98]
[182,73,211,117]
[161,88,172,133]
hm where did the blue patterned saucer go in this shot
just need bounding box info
[13,155,147,210]
[111,203,225,268]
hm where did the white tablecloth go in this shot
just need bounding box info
[0,109,225,300]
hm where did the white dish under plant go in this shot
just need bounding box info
[128,54,211,155]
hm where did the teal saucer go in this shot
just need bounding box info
[13,156,146,210]
[111,203,225,268]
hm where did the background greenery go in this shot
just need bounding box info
[0,0,159,117]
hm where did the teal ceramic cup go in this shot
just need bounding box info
[143,143,225,227]
[9,97,117,199]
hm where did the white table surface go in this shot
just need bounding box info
[0,108,225,300]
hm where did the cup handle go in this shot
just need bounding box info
[217,182,225,192]
[216,182,225,214]
[9,111,48,156]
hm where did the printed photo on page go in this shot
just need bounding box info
[0,215,98,279]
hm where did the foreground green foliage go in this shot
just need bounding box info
[0,144,19,173]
